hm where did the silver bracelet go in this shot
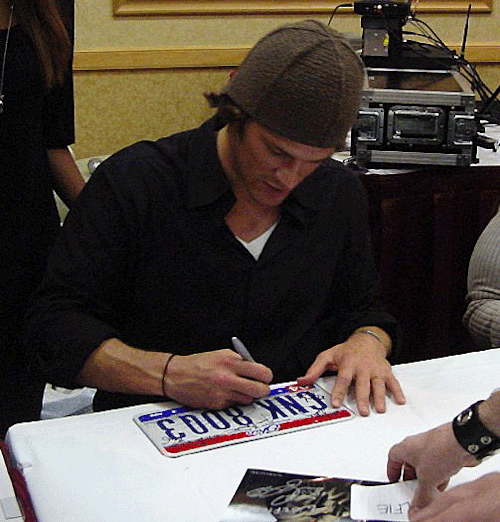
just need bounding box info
[355,329,387,349]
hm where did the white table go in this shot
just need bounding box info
[6,348,500,522]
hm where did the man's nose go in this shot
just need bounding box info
[275,160,302,189]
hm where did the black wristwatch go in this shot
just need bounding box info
[452,400,500,461]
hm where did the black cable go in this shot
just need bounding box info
[401,16,494,108]
[410,15,496,108]
[481,84,500,114]
[397,39,458,71]
[455,59,492,102]
[328,3,353,26]
[402,31,453,54]
[409,17,449,50]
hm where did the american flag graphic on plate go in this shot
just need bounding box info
[134,383,355,457]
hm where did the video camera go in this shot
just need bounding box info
[354,1,411,64]
[353,0,455,69]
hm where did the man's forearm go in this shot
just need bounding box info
[78,341,274,411]
[77,338,167,396]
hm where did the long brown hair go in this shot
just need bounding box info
[13,0,72,87]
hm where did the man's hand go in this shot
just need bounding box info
[165,349,273,410]
[409,472,500,522]
[387,423,479,514]
[79,340,273,410]
[297,331,405,416]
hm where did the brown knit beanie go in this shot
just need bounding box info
[221,20,365,149]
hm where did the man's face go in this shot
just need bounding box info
[223,121,335,208]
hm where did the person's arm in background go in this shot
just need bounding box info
[463,206,500,349]
[387,390,500,521]
[44,0,84,209]
[48,147,85,206]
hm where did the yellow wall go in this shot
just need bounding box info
[72,0,500,159]
[73,69,226,158]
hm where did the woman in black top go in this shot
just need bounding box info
[0,0,84,437]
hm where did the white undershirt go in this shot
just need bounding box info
[236,221,279,260]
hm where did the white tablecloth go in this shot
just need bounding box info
[6,348,500,522]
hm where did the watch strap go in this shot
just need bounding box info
[452,400,500,461]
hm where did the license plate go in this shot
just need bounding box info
[134,384,355,457]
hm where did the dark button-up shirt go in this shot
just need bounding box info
[27,118,399,411]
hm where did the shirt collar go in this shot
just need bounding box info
[184,118,233,211]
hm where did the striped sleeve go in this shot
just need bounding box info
[464,206,500,349]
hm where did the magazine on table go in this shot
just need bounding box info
[219,468,383,522]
